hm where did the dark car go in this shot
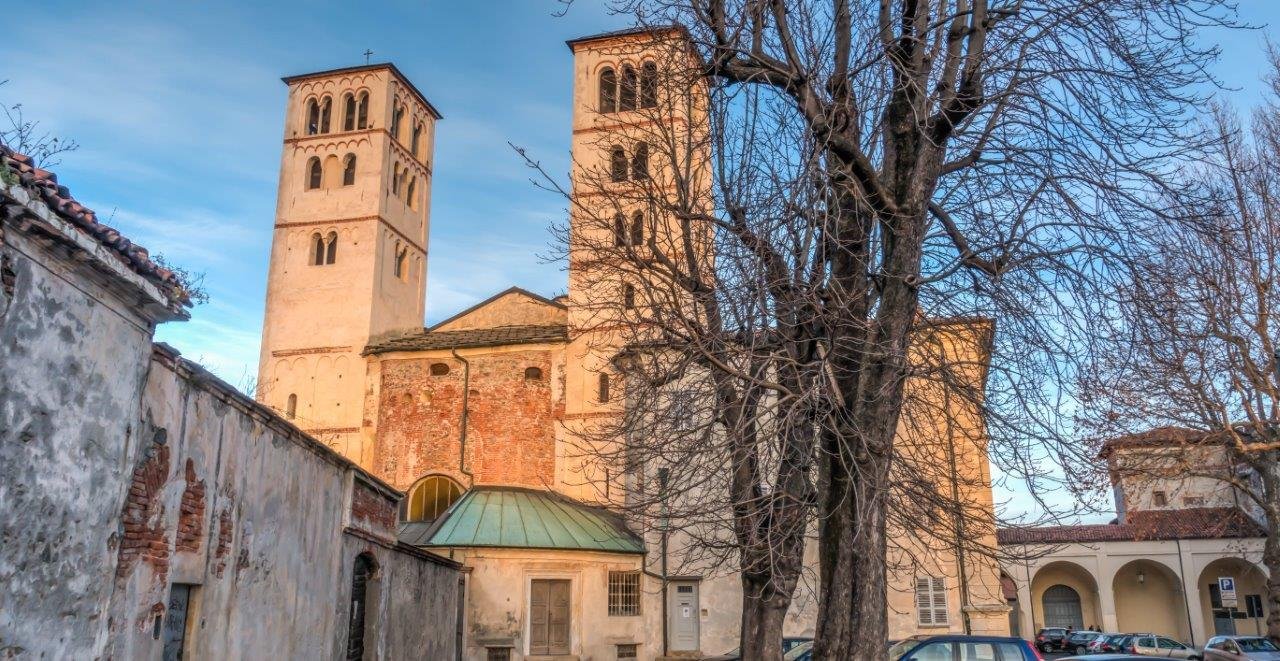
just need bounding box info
[1065,631,1106,655]
[1036,627,1071,652]
[1060,656,1149,660]
[889,635,1042,660]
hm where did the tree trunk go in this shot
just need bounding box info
[740,573,793,661]
[1265,527,1280,643]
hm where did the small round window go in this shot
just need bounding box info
[429,362,450,376]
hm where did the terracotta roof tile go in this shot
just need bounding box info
[0,141,190,308]
[996,506,1265,545]
[364,323,568,355]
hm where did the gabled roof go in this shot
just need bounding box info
[403,486,645,555]
[426,286,565,333]
[995,507,1265,545]
[281,62,442,120]
[1,141,191,313]
[365,323,568,355]
[565,25,689,51]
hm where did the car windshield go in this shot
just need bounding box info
[1239,638,1280,652]
[888,637,926,659]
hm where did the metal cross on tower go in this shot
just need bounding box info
[363,49,373,64]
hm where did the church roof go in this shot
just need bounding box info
[364,323,568,355]
[402,486,645,555]
[995,506,1265,545]
[281,63,442,120]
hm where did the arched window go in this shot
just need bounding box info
[323,154,340,188]
[342,93,356,131]
[599,67,618,113]
[640,62,658,108]
[622,283,636,310]
[306,157,322,190]
[391,163,402,196]
[631,143,649,180]
[430,362,450,376]
[306,99,320,135]
[342,154,356,186]
[411,123,423,158]
[613,212,627,247]
[357,92,369,129]
[598,373,611,403]
[630,211,644,246]
[391,104,404,140]
[403,475,464,523]
[619,65,637,111]
[406,177,417,209]
[524,367,543,381]
[324,231,337,264]
[286,393,298,419]
[345,553,377,660]
[311,233,325,265]
[319,97,332,133]
[610,146,628,182]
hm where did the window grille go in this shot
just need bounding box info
[608,571,641,616]
[915,576,949,626]
[485,647,511,661]
[617,643,639,659]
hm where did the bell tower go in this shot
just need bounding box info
[257,63,440,464]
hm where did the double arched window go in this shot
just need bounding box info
[311,232,338,266]
[612,211,645,247]
[598,62,659,114]
[308,154,356,189]
[341,91,371,131]
[607,143,649,182]
[403,475,464,523]
[305,97,333,134]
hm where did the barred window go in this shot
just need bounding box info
[915,576,949,626]
[617,643,639,659]
[486,647,511,661]
[608,571,641,616]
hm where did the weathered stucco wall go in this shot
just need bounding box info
[0,223,158,659]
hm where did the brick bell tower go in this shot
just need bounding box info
[257,63,439,465]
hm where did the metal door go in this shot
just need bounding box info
[162,584,192,661]
[668,582,699,652]
[1042,584,1084,629]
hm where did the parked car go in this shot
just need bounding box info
[1060,656,1150,660]
[1067,631,1108,655]
[888,635,1043,660]
[701,636,813,660]
[1088,633,1131,653]
[1128,634,1200,659]
[1036,627,1071,652]
[1204,636,1280,660]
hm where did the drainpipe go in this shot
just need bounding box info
[946,424,973,634]
[659,467,670,657]
[1176,538,1196,646]
[451,348,474,486]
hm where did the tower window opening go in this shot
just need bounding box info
[610,146,628,183]
[391,104,404,140]
[631,143,648,180]
[630,211,644,247]
[343,93,356,131]
[311,231,338,265]
[406,177,417,209]
[306,99,320,135]
[430,362,450,376]
[286,394,297,419]
[306,157,322,190]
[619,65,637,111]
[311,232,325,265]
[411,123,423,158]
[342,154,356,186]
[622,283,636,310]
[598,373,611,403]
[613,213,627,247]
[392,163,402,196]
[640,62,658,108]
[319,97,332,133]
[524,367,544,381]
[599,67,618,113]
[394,243,408,280]
[356,92,369,129]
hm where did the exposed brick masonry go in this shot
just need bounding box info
[117,436,170,581]
[175,459,206,553]
[350,480,397,541]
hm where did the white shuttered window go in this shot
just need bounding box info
[915,577,949,627]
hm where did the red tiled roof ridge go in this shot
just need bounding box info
[996,506,1265,545]
[1,141,191,308]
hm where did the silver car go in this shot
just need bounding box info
[1204,636,1280,660]
[1130,634,1199,659]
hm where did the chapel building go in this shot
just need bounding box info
[256,27,1010,660]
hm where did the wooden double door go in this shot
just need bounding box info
[529,579,571,655]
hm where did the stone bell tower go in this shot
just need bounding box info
[257,63,440,464]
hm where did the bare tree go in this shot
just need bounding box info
[0,80,78,168]
[1080,49,1280,641]
[532,1,1235,656]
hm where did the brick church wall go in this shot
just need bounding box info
[373,348,559,490]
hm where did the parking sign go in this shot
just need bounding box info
[1219,576,1238,608]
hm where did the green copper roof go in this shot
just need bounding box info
[407,487,645,554]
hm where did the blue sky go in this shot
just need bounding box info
[6,1,1279,521]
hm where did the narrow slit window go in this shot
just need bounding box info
[307,158,322,190]
[342,154,356,186]
[411,123,422,158]
[357,92,369,129]
[623,283,635,310]
[391,104,404,140]
[319,97,332,133]
[325,232,337,265]
[311,233,325,265]
[598,373,611,403]
[306,99,320,135]
[613,213,627,247]
[631,143,648,180]
[343,93,356,131]
[610,146,628,182]
[406,177,417,209]
[619,65,637,111]
[286,394,297,419]
[630,211,643,247]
